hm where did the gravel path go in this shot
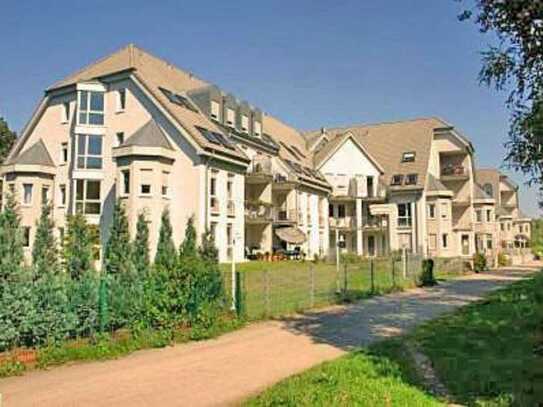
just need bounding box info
[0,266,538,407]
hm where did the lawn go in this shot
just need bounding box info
[246,339,443,406]
[246,272,543,406]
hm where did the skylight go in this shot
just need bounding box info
[402,151,416,162]
[159,87,198,113]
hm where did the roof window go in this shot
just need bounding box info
[391,174,404,186]
[405,173,418,185]
[402,151,416,162]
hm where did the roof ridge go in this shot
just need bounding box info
[305,117,447,134]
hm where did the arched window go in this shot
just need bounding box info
[482,183,493,197]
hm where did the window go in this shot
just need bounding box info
[486,209,492,222]
[397,203,412,227]
[482,183,493,197]
[501,222,505,231]
[117,89,126,112]
[402,152,416,162]
[77,134,103,169]
[507,223,511,231]
[42,185,50,204]
[140,169,153,195]
[226,108,235,126]
[62,102,70,123]
[59,184,66,206]
[241,115,249,133]
[391,174,403,186]
[78,90,104,125]
[518,224,522,233]
[61,142,68,164]
[429,234,437,250]
[338,204,346,218]
[210,170,219,213]
[116,132,125,147]
[162,171,169,197]
[442,233,448,248]
[210,101,220,120]
[254,121,262,137]
[329,203,334,217]
[122,170,130,195]
[405,173,418,185]
[23,184,33,205]
[23,227,30,247]
[486,234,493,250]
[441,202,448,219]
[428,203,436,219]
[226,223,233,246]
[210,221,217,241]
[366,176,374,197]
[75,179,101,214]
[476,209,482,223]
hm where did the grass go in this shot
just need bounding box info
[247,271,543,406]
[0,313,244,378]
[246,338,443,406]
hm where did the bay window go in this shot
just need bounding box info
[78,90,104,125]
[75,179,101,214]
[77,134,103,169]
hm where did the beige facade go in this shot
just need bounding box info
[3,44,532,265]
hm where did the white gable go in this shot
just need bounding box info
[320,138,381,177]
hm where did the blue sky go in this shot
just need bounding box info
[1,0,540,217]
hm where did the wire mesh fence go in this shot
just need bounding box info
[222,254,425,321]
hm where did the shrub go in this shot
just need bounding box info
[498,252,510,267]
[63,213,96,279]
[418,259,437,287]
[103,201,132,276]
[133,212,150,278]
[154,209,177,271]
[473,253,487,273]
[340,253,362,264]
[0,193,24,283]
[32,203,59,278]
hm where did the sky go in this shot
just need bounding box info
[1,0,540,217]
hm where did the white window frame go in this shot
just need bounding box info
[60,142,69,164]
[162,171,170,198]
[226,108,235,127]
[61,102,70,124]
[210,170,219,214]
[116,88,126,112]
[77,134,103,169]
[78,90,105,126]
[254,121,262,136]
[59,184,67,207]
[139,169,153,197]
[210,100,220,120]
[427,203,435,219]
[241,114,249,133]
[42,185,50,204]
[75,179,101,215]
[397,203,412,227]
[22,183,33,206]
[121,170,130,195]
[476,209,482,223]
[440,202,448,219]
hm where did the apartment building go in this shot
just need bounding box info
[2,44,531,264]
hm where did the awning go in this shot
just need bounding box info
[275,226,307,244]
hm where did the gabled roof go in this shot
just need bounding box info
[473,182,494,201]
[122,120,173,150]
[46,44,248,164]
[309,118,448,190]
[6,140,54,167]
[426,173,449,192]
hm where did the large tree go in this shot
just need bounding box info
[103,201,132,275]
[459,1,543,202]
[63,213,95,279]
[133,211,150,277]
[154,209,177,271]
[32,203,59,278]
[0,117,16,164]
[0,193,24,282]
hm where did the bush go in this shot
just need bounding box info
[418,259,437,287]
[340,253,362,264]
[473,253,487,273]
[498,252,510,267]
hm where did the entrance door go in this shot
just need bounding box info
[368,235,375,257]
[461,234,470,256]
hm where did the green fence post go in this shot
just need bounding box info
[309,263,315,308]
[98,276,108,333]
[343,263,348,300]
[392,258,396,288]
[235,271,244,317]
[370,258,375,294]
[264,268,271,317]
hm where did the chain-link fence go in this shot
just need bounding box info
[222,254,425,321]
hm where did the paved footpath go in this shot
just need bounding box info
[0,266,539,407]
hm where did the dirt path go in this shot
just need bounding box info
[0,267,538,407]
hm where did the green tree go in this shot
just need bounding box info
[155,209,177,270]
[199,228,218,263]
[0,193,24,282]
[103,201,132,275]
[133,211,150,277]
[459,2,543,199]
[63,213,95,279]
[0,117,17,163]
[531,219,543,257]
[179,215,198,258]
[32,203,59,278]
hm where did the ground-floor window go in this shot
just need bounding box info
[75,179,101,215]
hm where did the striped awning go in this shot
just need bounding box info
[275,226,307,244]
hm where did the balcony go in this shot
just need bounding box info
[246,158,273,184]
[245,201,273,224]
[210,196,220,215]
[440,164,469,182]
[272,173,298,191]
[273,208,297,224]
[227,200,235,217]
[329,217,355,229]
[330,176,386,201]
[362,216,387,231]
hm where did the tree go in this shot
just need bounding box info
[63,213,95,279]
[179,215,198,258]
[199,228,218,263]
[0,117,16,164]
[0,193,24,282]
[103,201,132,275]
[133,211,150,277]
[154,208,177,270]
[531,219,543,257]
[32,203,59,278]
[459,2,543,201]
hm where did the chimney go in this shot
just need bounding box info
[321,127,327,135]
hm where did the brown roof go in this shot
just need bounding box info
[123,120,173,150]
[48,44,248,163]
[7,140,54,167]
[310,118,449,190]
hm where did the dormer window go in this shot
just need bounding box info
[405,173,418,185]
[116,88,126,112]
[78,90,104,125]
[241,114,249,133]
[62,102,70,123]
[210,101,220,120]
[402,152,416,162]
[391,174,403,186]
[226,108,235,127]
[254,121,262,137]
